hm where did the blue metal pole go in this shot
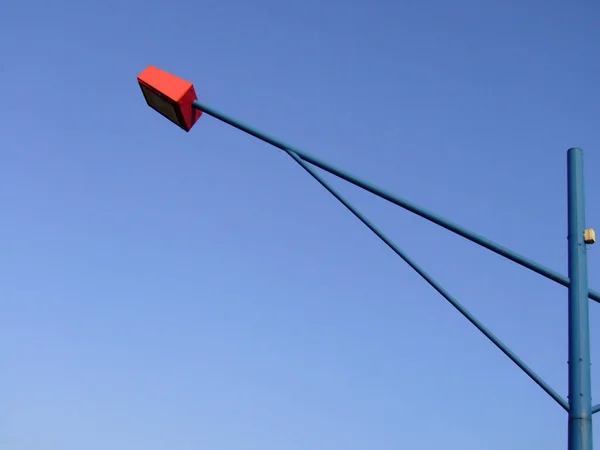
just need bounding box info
[567,148,593,450]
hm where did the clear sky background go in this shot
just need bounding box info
[2,0,600,449]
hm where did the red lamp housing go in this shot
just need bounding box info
[137,66,202,132]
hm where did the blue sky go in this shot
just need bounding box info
[2,0,600,448]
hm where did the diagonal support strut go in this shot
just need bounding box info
[284,148,569,412]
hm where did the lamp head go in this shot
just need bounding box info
[137,66,202,132]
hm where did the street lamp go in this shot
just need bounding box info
[137,65,597,450]
[137,65,202,132]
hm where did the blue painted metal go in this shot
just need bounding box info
[283,147,570,410]
[567,148,593,450]
[191,100,600,304]
[167,99,600,445]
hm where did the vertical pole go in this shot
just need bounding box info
[567,147,593,450]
